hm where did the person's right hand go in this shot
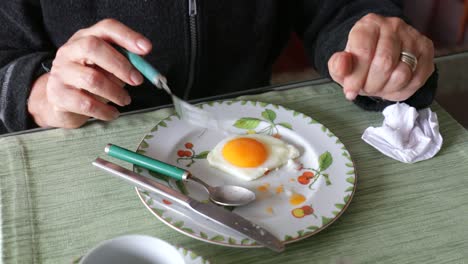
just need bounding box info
[28,18,152,129]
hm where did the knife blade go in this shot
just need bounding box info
[92,158,284,252]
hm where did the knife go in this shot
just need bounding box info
[92,158,284,252]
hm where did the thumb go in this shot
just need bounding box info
[328,51,353,84]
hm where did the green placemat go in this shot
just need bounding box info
[1,83,467,263]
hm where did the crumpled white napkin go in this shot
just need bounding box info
[361,103,443,163]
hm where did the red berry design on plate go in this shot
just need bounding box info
[176,142,210,167]
[298,175,310,185]
[162,199,172,205]
[273,133,282,139]
[303,171,314,178]
[302,205,314,215]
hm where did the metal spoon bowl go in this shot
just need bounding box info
[189,175,256,206]
[105,144,256,207]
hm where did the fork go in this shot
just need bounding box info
[119,48,221,130]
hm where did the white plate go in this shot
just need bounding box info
[134,100,356,248]
[79,235,184,264]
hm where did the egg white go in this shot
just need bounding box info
[207,134,300,181]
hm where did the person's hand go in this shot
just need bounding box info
[28,18,152,128]
[328,13,435,102]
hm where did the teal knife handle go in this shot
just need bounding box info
[105,144,187,181]
[117,48,161,85]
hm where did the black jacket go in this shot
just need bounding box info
[0,0,436,134]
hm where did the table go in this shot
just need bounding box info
[1,79,467,264]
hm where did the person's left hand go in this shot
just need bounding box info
[328,13,435,102]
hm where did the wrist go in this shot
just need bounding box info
[28,73,50,127]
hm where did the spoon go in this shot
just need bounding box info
[104,144,256,206]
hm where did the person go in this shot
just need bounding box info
[0,1,436,134]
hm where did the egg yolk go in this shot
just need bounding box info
[222,138,267,168]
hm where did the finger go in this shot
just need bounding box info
[404,36,435,95]
[58,36,143,86]
[47,80,120,121]
[343,21,380,100]
[53,62,131,106]
[70,18,152,54]
[328,51,353,85]
[363,29,400,95]
[378,60,414,101]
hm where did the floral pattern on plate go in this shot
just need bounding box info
[134,100,356,247]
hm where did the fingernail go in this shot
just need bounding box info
[130,69,143,85]
[345,91,357,100]
[136,39,151,52]
[124,95,131,105]
[112,111,120,119]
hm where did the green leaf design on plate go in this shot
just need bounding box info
[345,163,353,167]
[278,122,293,130]
[307,225,319,230]
[153,208,165,216]
[210,235,224,242]
[72,256,83,264]
[346,176,355,184]
[159,121,167,127]
[251,101,257,106]
[273,104,279,109]
[175,180,189,195]
[284,235,293,241]
[332,211,340,216]
[321,125,327,132]
[259,102,268,107]
[150,126,158,132]
[140,140,149,149]
[335,203,345,209]
[190,252,198,260]
[228,237,236,244]
[345,186,354,192]
[318,151,333,171]
[194,150,210,159]
[182,248,188,255]
[207,101,215,106]
[144,134,154,139]
[309,119,318,124]
[241,238,250,245]
[344,194,351,203]
[322,216,333,225]
[146,199,153,206]
[200,232,208,239]
[181,227,194,233]
[346,170,355,175]
[241,100,247,105]
[297,230,305,237]
[163,217,172,222]
[136,149,146,155]
[293,111,300,116]
[261,109,276,122]
[148,170,170,182]
[233,117,261,129]
[322,173,331,186]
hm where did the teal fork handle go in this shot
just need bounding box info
[104,144,188,181]
[116,47,164,86]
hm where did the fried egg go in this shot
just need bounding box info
[207,134,300,181]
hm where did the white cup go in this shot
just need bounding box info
[80,235,185,264]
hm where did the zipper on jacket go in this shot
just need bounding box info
[184,0,198,99]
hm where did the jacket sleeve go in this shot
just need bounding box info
[0,0,55,133]
[295,0,437,111]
